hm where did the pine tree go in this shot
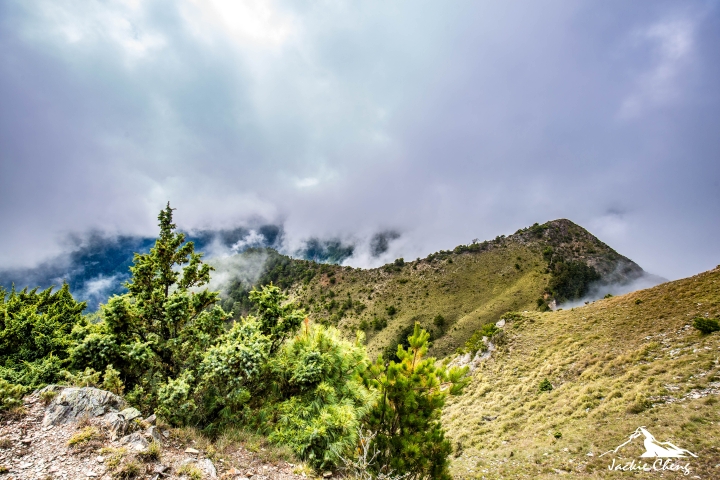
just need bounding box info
[364,323,468,480]
[71,203,230,401]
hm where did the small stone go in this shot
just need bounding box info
[144,414,157,425]
[323,471,332,477]
[162,430,170,438]
[152,464,168,474]
[97,456,105,463]
[147,426,163,443]
[586,452,594,456]
[85,470,98,477]
[119,432,149,451]
[185,447,200,454]
[119,407,142,422]
[20,462,32,469]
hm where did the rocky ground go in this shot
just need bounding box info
[0,387,311,480]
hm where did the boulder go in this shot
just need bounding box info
[119,432,149,451]
[119,407,142,422]
[197,458,217,479]
[42,386,126,426]
[147,426,163,443]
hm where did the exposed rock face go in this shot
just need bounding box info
[41,386,127,426]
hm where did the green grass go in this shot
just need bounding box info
[442,267,720,478]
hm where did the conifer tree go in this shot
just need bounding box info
[364,323,468,480]
[71,203,230,399]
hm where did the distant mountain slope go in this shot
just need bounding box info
[0,225,350,309]
[443,266,720,478]
[283,219,652,357]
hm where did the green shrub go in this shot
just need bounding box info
[433,314,446,331]
[372,317,387,331]
[39,389,58,406]
[693,317,720,334]
[464,323,500,355]
[260,325,376,468]
[538,378,553,392]
[0,378,27,411]
[0,283,86,388]
[68,426,100,447]
[63,367,101,388]
[386,305,397,316]
[102,364,124,395]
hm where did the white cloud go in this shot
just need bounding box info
[618,18,696,119]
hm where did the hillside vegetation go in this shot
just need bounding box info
[282,219,644,358]
[443,266,720,478]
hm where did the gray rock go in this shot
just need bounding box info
[119,407,142,422]
[147,426,163,443]
[119,432,149,451]
[197,458,217,479]
[42,386,126,426]
[144,413,157,425]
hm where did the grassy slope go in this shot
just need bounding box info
[289,219,641,358]
[290,243,547,358]
[443,267,720,479]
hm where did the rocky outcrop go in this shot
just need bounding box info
[41,386,126,426]
[2,387,305,480]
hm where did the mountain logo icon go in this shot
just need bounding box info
[600,426,697,459]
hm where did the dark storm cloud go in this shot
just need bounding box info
[0,0,718,279]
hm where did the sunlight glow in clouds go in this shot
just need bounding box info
[1,0,719,279]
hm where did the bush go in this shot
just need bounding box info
[103,364,125,395]
[693,317,720,334]
[0,378,27,411]
[464,323,499,355]
[385,305,397,316]
[538,378,553,392]
[63,367,101,388]
[433,314,446,331]
[260,325,376,468]
[0,283,86,388]
[372,317,387,331]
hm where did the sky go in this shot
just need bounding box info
[1,0,718,280]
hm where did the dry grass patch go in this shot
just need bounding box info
[443,268,720,478]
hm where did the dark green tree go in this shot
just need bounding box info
[71,203,230,401]
[365,324,468,480]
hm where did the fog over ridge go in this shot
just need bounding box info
[1,0,719,280]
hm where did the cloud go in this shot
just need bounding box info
[618,18,697,119]
[1,0,719,280]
